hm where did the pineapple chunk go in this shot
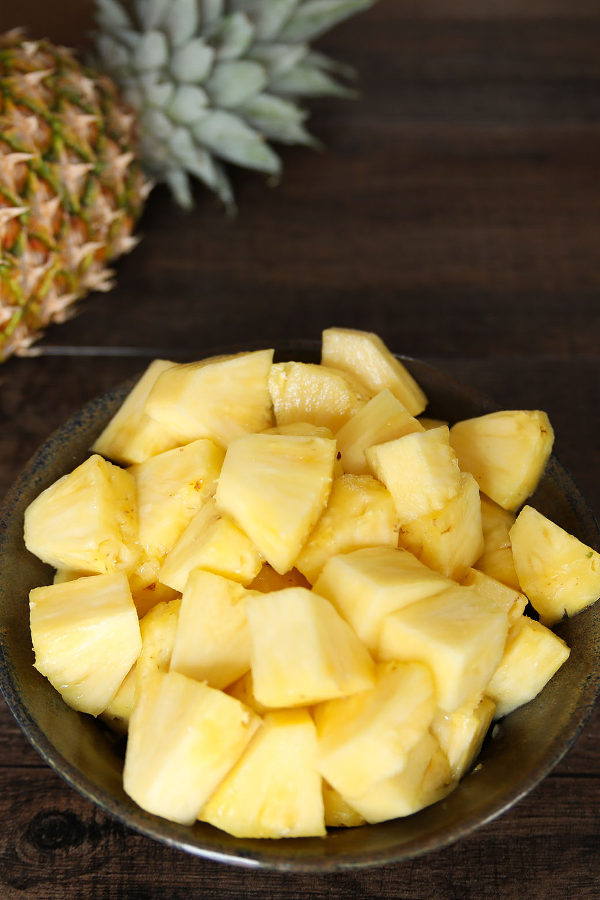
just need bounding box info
[322,782,366,828]
[335,389,424,475]
[486,615,570,717]
[314,546,451,653]
[249,564,311,593]
[92,359,180,465]
[200,708,325,838]
[246,587,375,707]
[128,554,180,618]
[102,663,137,734]
[378,584,509,712]
[268,361,370,431]
[321,327,427,416]
[145,350,274,446]
[159,498,262,592]
[398,472,484,580]
[226,670,270,715]
[134,597,182,694]
[449,410,554,511]
[315,661,436,800]
[295,474,399,584]
[215,433,336,574]
[509,505,600,625]
[169,571,252,690]
[29,573,141,716]
[418,417,448,430]
[431,695,496,780]
[24,454,139,575]
[123,670,260,825]
[131,438,224,560]
[461,567,527,626]
[366,426,461,524]
[475,495,520,591]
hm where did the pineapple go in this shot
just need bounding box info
[215,432,336,574]
[295,474,399,584]
[321,327,428,416]
[102,663,137,734]
[245,587,375,707]
[226,669,269,716]
[366,426,461,524]
[313,546,451,653]
[92,359,180,465]
[128,553,180,617]
[431,695,496,780]
[145,350,274,447]
[24,453,139,575]
[29,572,141,716]
[248,564,311,593]
[378,584,509,712]
[169,570,252,690]
[134,596,181,695]
[335,389,424,475]
[475,494,521,591]
[268,361,370,431]
[461,568,527,626]
[200,708,325,839]
[322,781,366,828]
[398,472,484,581]
[123,670,260,825]
[509,505,600,625]
[449,410,554,511]
[486,615,570,717]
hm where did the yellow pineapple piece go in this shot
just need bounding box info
[123,670,260,825]
[509,505,600,625]
[322,781,366,828]
[321,327,427,416]
[315,661,436,800]
[366,426,461,524]
[268,361,370,431]
[24,454,139,575]
[29,573,141,716]
[486,615,570,717]
[200,708,325,838]
[216,433,336,574]
[475,495,520,591]
[398,471,484,580]
[295,474,399,584]
[128,554,180,618]
[134,597,182,695]
[249,564,311,593]
[314,546,451,653]
[145,350,274,447]
[431,695,496,780]
[169,571,252,690]
[461,568,527,626]
[246,587,375,707]
[263,422,343,477]
[131,438,224,560]
[102,664,137,734]
[378,584,509,712]
[335,389,424,475]
[449,410,554,511]
[226,670,270,715]
[418,417,448,430]
[92,359,180,465]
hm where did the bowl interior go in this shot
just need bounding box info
[1,343,599,871]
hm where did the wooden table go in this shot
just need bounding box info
[1,1,599,896]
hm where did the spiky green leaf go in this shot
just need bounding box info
[133,30,169,71]
[205,60,267,108]
[212,13,255,60]
[170,38,215,81]
[278,0,374,42]
[96,0,132,30]
[239,92,317,145]
[270,62,358,97]
[248,42,306,77]
[134,0,171,30]
[193,110,281,173]
[164,0,199,46]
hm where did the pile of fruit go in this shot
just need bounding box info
[24,328,600,838]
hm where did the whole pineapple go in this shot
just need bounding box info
[0,30,151,361]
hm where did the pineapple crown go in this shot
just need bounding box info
[93,0,375,210]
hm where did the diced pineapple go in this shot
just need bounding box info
[398,472,484,580]
[215,433,336,574]
[246,587,375,707]
[475,495,520,591]
[123,670,260,825]
[29,573,141,716]
[145,350,274,447]
[449,410,554,511]
[366,426,461,524]
[263,422,343,477]
[509,505,600,625]
[315,661,436,799]
[295,474,399,584]
[159,498,262,592]
[102,664,137,734]
[226,670,270,715]
[134,597,182,699]
[321,327,427,416]
[169,571,252,690]
[200,708,325,838]
[431,695,495,780]
[24,454,139,575]
[322,781,366,828]
[268,361,370,431]
[335,389,424,475]
[486,615,570,717]
[314,546,451,653]
[92,359,180,465]
[418,417,448,430]
[461,568,527,626]
[378,584,509,712]
[249,564,311,593]
[128,554,180,618]
[131,438,224,560]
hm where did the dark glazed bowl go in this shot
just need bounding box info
[1,341,599,872]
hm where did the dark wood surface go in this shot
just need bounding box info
[1,1,599,896]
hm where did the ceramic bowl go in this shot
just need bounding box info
[1,342,599,871]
